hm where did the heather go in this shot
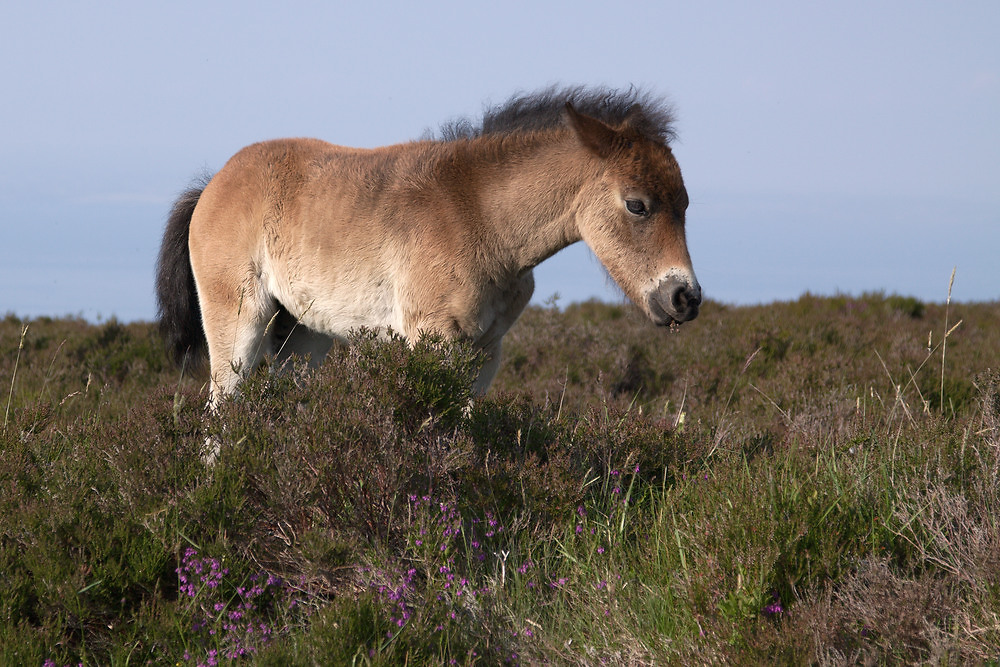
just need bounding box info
[2,291,999,664]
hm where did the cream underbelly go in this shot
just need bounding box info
[266,268,405,340]
[261,248,525,348]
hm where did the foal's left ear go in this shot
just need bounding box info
[565,103,619,159]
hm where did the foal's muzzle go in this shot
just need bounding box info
[646,276,702,326]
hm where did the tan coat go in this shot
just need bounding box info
[156,88,701,404]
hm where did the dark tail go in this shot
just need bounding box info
[156,181,208,366]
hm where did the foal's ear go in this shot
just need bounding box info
[565,103,619,159]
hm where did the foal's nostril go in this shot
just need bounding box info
[671,284,694,311]
[651,276,701,324]
[665,281,701,321]
[670,286,686,311]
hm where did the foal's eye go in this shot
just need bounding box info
[625,199,647,216]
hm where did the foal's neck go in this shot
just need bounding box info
[470,132,594,276]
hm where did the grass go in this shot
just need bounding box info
[1,291,999,664]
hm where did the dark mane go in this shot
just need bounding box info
[437,86,676,144]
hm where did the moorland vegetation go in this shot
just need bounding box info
[2,291,999,664]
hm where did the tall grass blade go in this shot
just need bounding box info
[941,267,956,414]
[4,323,28,434]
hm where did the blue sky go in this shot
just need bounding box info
[2,1,997,321]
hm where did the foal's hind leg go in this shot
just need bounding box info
[192,274,277,465]
[198,278,278,408]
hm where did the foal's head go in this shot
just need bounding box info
[567,103,701,327]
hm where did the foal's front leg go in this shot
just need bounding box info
[471,271,535,395]
[402,271,534,396]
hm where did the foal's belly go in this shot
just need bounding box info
[270,271,404,340]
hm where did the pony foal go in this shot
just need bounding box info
[156,87,701,404]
